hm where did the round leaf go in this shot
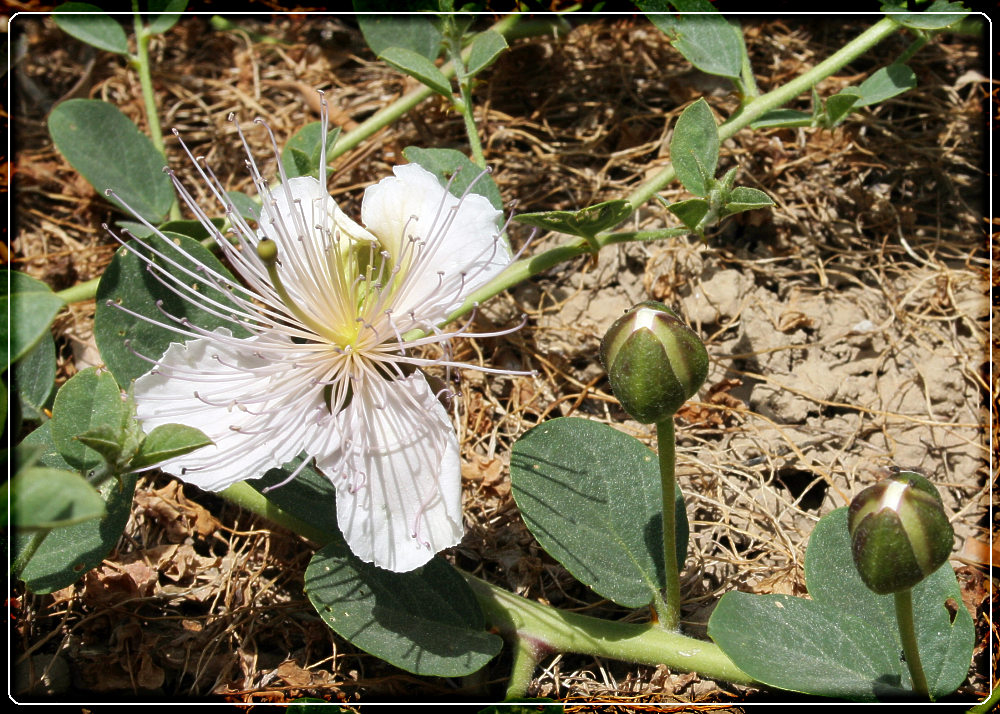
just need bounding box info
[305,546,502,676]
[3,271,65,367]
[11,467,105,530]
[510,417,689,609]
[251,459,502,677]
[94,231,246,386]
[48,99,175,223]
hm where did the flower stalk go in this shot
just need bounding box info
[894,588,931,700]
[656,417,680,630]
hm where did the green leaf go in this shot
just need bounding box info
[17,420,74,472]
[666,197,710,231]
[708,508,974,701]
[378,46,452,97]
[3,271,65,367]
[156,217,225,241]
[249,459,502,677]
[824,88,862,126]
[14,423,139,593]
[466,30,508,77]
[670,98,719,197]
[53,3,129,55]
[510,417,689,609]
[719,187,774,218]
[513,200,633,240]
[280,121,341,180]
[749,109,814,130]
[75,424,125,466]
[855,64,917,107]
[113,220,157,239]
[10,466,106,530]
[403,146,504,211]
[305,546,502,676]
[145,0,188,35]
[882,1,968,30]
[225,191,261,222]
[48,99,175,223]
[13,330,57,422]
[640,0,744,80]
[94,231,247,386]
[50,368,125,471]
[355,8,442,60]
[131,423,212,469]
[286,148,312,178]
[248,455,342,535]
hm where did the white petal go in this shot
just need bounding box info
[315,372,463,572]
[134,329,325,491]
[261,175,374,248]
[360,163,511,319]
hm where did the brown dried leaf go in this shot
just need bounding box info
[275,659,317,688]
[134,481,219,542]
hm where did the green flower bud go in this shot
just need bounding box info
[847,470,954,595]
[600,301,709,423]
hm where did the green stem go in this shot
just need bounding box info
[896,33,929,64]
[656,417,680,630]
[434,17,906,327]
[967,685,1000,714]
[626,15,902,211]
[456,94,486,169]
[738,38,761,103]
[221,481,334,546]
[504,636,541,700]
[445,27,486,169]
[131,1,180,220]
[465,573,755,686]
[895,588,931,700]
[329,14,522,162]
[55,276,101,304]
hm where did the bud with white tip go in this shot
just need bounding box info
[600,301,708,424]
[848,470,954,595]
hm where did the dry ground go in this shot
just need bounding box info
[8,11,994,706]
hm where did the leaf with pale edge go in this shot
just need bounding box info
[510,417,688,609]
[708,507,974,701]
